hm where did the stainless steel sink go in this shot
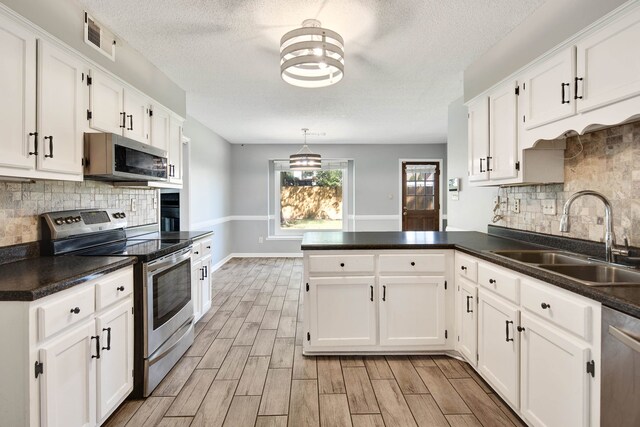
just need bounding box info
[491,250,590,265]
[540,264,640,286]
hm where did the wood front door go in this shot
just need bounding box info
[402,162,440,231]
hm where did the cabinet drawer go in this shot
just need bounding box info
[478,262,520,304]
[455,253,478,283]
[96,267,134,310]
[521,278,592,340]
[308,254,375,274]
[199,237,213,258]
[38,285,95,340]
[379,253,446,274]
[192,241,203,261]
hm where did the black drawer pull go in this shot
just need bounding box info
[102,327,111,351]
[116,286,125,292]
[340,263,345,267]
[44,136,53,158]
[505,320,514,342]
[91,335,101,359]
[382,285,386,301]
[466,295,473,313]
[460,266,467,271]
[517,326,526,332]
[70,307,80,314]
[489,279,496,284]
[370,285,373,302]
[410,261,415,266]
[541,302,551,309]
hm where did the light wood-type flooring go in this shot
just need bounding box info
[105,258,526,427]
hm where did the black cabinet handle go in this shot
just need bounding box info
[194,251,199,255]
[116,286,125,292]
[505,320,514,342]
[120,112,126,128]
[574,77,583,100]
[44,136,53,158]
[561,83,570,104]
[102,327,111,351]
[466,295,473,313]
[489,279,496,284]
[486,156,493,172]
[340,263,345,267]
[410,261,415,266]
[206,245,211,249]
[370,285,373,302]
[460,266,467,271]
[200,267,205,281]
[517,326,526,332]
[203,265,208,278]
[541,302,551,309]
[382,285,386,301]
[70,307,80,314]
[91,335,101,359]
[479,158,485,173]
[28,132,38,156]
[126,114,133,131]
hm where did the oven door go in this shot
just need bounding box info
[144,246,193,357]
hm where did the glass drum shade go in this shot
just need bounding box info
[280,20,344,88]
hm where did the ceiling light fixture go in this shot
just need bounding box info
[280,19,344,88]
[290,128,321,170]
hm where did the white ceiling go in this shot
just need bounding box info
[78,0,546,144]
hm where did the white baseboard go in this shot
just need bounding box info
[210,254,234,272]
[210,252,303,272]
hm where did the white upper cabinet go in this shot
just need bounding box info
[520,47,576,130]
[488,81,519,181]
[168,116,183,184]
[123,89,150,144]
[467,97,489,183]
[150,104,171,153]
[576,5,640,113]
[37,41,84,175]
[88,70,124,135]
[0,13,36,171]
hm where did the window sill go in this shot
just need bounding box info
[267,235,304,241]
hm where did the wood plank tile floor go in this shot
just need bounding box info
[105,258,526,427]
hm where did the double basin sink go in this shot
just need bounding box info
[491,250,640,287]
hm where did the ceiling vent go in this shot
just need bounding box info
[84,12,116,61]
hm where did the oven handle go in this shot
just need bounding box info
[609,325,640,353]
[146,246,192,274]
[148,317,194,366]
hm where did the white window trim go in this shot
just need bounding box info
[397,158,444,231]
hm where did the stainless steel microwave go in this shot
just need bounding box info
[84,133,168,181]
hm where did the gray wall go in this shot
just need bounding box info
[446,98,497,231]
[230,143,447,254]
[464,0,627,101]
[1,0,185,116]
[183,116,232,265]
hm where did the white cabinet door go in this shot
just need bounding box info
[168,116,183,184]
[123,89,150,144]
[520,313,591,427]
[95,299,133,424]
[521,47,576,130]
[191,259,203,322]
[379,276,446,346]
[467,97,489,182]
[89,70,124,134]
[478,289,520,408]
[150,104,171,152]
[576,6,640,113]
[0,14,36,171]
[308,276,376,347]
[488,81,519,181]
[37,41,84,175]
[458,278,477,366]
[200,254,212,315]
[39,321,96,427]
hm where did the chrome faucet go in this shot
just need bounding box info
[559,190,629,263]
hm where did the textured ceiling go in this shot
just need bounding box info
[78,0,546,144]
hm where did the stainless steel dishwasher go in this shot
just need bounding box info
[601,306,640,427]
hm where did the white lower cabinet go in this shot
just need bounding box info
[191,235,214,322]
[308,276,377,347]
[379,276,446,346]
[478,288,520,408]
[457,278,477,366]
[520,312,591,427]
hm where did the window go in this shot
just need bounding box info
[270,160,352,237]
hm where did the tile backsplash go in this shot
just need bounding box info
[496,120,640,245]
[0,180,158,246]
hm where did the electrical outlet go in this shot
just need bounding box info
[513,198,521,214]
[258,236,264,244]
[131,198,136,212]
[153,197,158,209]
[542,199,556,215]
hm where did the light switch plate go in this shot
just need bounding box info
[542,199,556,215]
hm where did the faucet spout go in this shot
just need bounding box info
[559,190,615,262]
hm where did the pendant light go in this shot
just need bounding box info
[280,19,344,88]
[290,128,321,170]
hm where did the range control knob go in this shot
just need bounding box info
[74,216,81,222]
[64,216,74,224]
[54,218,64,225]
[119,212,126,218]
[112,213,120,218]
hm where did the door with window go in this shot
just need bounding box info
[402,162,440,231]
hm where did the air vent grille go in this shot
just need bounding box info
[84,12,116,61]
[87,17,101,48]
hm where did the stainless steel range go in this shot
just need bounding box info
[41,209,194,397]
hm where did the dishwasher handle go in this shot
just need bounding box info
[609,325,640,353]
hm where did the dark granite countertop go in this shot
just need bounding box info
[302,231,640,319]
[0,256,136,302]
